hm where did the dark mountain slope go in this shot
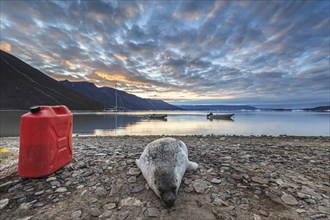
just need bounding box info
[60,80,181,110]
[0,50,104,110]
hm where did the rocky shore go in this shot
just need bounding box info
[0,135,329,220]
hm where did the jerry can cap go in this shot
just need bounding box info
[30,106,41,113]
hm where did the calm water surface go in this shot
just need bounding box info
[0,110,329,137]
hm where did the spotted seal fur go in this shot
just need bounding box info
[135,137,198,207]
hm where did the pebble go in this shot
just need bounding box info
[0,198,9,209]
[318,205,330,214]
[0,136,328,220]
[8,184,22,192]
[253,214,261,220]
[146,207,160,217]
[310,213,328,219]
[301,186,323,200]
[281,193,298,206]
[46,177,57,182]
[192,179,209,194]
[296,209,306,213]
[131,185,145,193]
[304,198,317,204]
[121,197,142,206]
[128,176,137,183]
[90,208,101,217]
[101,210,112,218]
[213,198,228,206]
[19,202,33,209]
[95,187,107,196]
[184,185,194,193]
[128,168,141,176]
[251,176,269,184]
[55,187,67,193]
[119,210,130,220]
[218,192,231,200]
[71,210,82,218]
[34,190,45,196]
[104,203,116,210]
[210,178,221,184]
[51,181,61,187]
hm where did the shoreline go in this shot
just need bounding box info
[0,135,329,219]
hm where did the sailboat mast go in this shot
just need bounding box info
[115,83,117,110]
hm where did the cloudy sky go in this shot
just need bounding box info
[1,0,329,107]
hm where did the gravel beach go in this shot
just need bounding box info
[0,135,329,220]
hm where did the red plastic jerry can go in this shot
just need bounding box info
[18,105,73,177]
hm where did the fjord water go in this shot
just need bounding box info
[0,111,329,137]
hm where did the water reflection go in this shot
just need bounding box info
[0,111,24,137]
[73,113,144,134]
[0,111,329,137]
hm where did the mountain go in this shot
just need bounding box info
[178,105,258,111]
[60,80,181,110]
[303,106,330,111]
[0,50,105,110]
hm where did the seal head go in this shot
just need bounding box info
[136,137,198,207]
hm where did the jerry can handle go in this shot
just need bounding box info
[51,105,71,115]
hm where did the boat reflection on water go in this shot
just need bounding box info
[207,117,234,122]
[73,113,144,135]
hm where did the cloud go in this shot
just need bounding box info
[0,42,12,53]
[1,0,329,106]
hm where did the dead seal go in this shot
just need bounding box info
[135,137,198,207]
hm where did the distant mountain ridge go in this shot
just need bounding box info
[60,80,181,110]
[303,106,330,111]
[0,50,104,110]
[179,105,258,111]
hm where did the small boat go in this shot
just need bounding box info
[207,113,234,120]
[149,114,167,119]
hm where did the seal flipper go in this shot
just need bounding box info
[187,161,198,171]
